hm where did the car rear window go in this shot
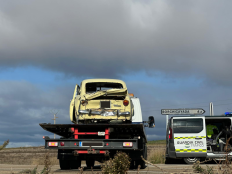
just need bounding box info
[86,82,123,93]
[173,118,203,133]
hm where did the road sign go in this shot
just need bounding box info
[161,108,205,115]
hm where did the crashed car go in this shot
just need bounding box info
[70,79,134,124]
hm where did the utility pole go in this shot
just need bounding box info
[51,111,58,139]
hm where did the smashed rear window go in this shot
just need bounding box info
[86,82,123,93]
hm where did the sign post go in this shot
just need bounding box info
[166,115,169,129]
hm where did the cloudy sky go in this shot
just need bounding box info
[0,0,232,147]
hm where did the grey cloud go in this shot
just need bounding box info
[0,1,231,85]
[0,81,72,145]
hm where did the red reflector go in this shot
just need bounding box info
[123,142,133,147]
[74,143,77,145]
[169,128,172,139]
[48,142,58,146]
[123,100,129,106]
[106,143,109,146]
[60,142,65,146]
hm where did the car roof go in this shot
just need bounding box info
[81,79,127,87]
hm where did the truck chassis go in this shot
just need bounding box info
[40,123,147,169]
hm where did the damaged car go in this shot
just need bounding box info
[70,79,134,124]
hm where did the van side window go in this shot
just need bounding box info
[173,118,203,133]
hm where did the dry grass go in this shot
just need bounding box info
[147,149,166,164]
[147,140,166,145]
[31,156,59,165]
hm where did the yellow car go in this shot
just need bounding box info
[70,79,134,124]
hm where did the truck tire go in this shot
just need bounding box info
[129,160,135,169]
[135,145,147,169]
[59,159,70,170]
[184,157,200,164]
[70,159,81,169]
[86,159,95,168]
[135,160,145,169]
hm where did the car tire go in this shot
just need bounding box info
[59,159,70,170]
[86,159,95,168]
[184,157,200,164]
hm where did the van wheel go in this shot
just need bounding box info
[184,157,200,164]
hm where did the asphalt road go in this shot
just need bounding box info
[0,163,220,174]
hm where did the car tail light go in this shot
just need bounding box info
[123,142,133,147]
[81,100,88,106]
[60,142,65,146]
[129,93,134,97]
[169,128,172,139]
[123,100,129,106]
[48,142,58,147]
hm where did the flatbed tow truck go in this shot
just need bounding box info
[40,98,154,170]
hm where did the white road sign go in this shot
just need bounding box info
[161,108,205,115]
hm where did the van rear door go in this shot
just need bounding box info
[173,117,207,158]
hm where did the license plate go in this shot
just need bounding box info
[98,132,105,136]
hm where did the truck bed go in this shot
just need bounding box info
[39,123,147,142]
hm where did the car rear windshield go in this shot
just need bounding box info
[173,118,203,133]
[86,82,123,93]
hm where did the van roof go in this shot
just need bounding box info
[171,115,231,118]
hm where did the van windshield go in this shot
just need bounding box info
[173,118,203,133]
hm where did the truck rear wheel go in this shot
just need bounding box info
[86,159,95,168]
[129,160,135,169]
[135,145,147,169]
[59,159,70,170]
[70,159,81,169]
[184,157,200,164]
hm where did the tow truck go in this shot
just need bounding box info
[40,79,154,169]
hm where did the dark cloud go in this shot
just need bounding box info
[0,1,231,85]
[0,81,72,147]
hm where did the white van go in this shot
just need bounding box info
[165,114,232,164]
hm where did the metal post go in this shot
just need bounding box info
[166,115,169,129]
[210,102,214,116]
[52,112,58,139]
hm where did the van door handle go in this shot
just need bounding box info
[195,138,202,140]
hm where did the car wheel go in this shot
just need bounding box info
[184,157,200,164]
